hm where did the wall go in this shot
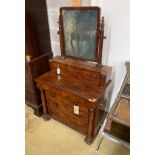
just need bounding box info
[46,0,130,110]
[90,0,130,109]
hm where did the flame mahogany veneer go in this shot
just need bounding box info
[35,7,112,144]
[35,56,112,144]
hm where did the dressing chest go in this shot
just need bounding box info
[35,7,112,144]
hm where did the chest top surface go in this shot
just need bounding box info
[35,56,112,102]
[35,71,102,101]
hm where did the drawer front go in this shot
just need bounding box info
[46,88,89,114]
[46,93,88,123]
[48,107,88,134]
[45,89,89,134]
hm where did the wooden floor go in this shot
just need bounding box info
[25,105,130,155]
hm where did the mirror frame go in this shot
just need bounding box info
[58,7,104,65]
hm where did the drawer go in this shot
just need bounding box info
[48,87,59,98]
[46,89,89,114]
[81,70,93,79]
[60,95,88,114]
[46,95,88,123]
[48,106,88,134]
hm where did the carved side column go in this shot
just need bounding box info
[85,108,95,145]
[40,88,51,121]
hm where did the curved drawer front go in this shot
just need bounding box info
[46,92,88,123]
[45,89,89,134]
[48,107,88,134]
[46,88,89,114]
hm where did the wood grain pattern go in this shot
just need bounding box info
[35,57,112,144]
[34,6,111,144]
[49,56,112,88]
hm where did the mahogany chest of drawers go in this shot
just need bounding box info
[35,56,112,144]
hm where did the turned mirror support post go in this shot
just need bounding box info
[97,17,106,66]
[85,108,95,145]
[58,14,65,58]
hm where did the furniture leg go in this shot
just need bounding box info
[84,108,95,144]
[40,89,51,120]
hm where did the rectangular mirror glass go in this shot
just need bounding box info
[60,7,100,61]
